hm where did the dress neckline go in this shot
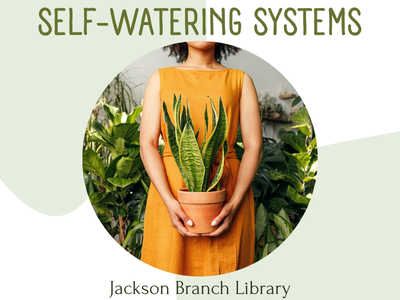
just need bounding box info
[172,66,232,72]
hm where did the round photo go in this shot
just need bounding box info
[82,41,317,276]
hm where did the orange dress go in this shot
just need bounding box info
[141,67,255,276]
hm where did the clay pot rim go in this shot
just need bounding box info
[177,188,225,204]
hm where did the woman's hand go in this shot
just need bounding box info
[165,199,199,237]
[202,202,239,237]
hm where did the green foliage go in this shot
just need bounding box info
[163,94,229,192]
[83,101,148,258]
[235,103,317,261]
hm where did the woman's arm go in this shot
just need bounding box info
[140,70,198,237]
[204,73,262,237]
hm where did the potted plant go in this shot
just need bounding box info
[163,94,229,233]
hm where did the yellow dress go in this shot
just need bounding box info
[141,67,255,276]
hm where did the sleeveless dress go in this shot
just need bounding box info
[141,67,255,276]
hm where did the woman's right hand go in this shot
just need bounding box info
[165,199,199,237]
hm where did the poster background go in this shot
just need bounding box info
[1,1,399,299]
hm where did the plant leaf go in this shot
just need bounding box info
[83,170,94,195]
[173,94,182,147]
[200,103,209,153]
[112,123,139,143]
[163,101,193,190]
[126,106,142,123]
[273,214,293,239]
[207,141,228,191]
[267,170,303,191]
[255,203,268,241]
[186,100,194,131]
[83,149,105,179]
[180,106,186,132]
[116,157,142,179]
[291,96,302,107]
[279,131,307,153]
[107,175,141,188]
[283,151,311,171]
[103,102,119,125]
[180,124,205,192]
[201,97,228,191]
[288,185,310,204]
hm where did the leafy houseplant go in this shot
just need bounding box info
[82,101,150,258]
[163,94,229,233]
[235,98,317,261]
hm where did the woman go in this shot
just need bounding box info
[140,42,262,276]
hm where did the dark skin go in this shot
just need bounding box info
[140,41,262,237]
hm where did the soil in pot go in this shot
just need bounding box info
[177,188,225,234]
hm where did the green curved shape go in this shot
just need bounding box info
[82,149,105,179]
[180,124,205,192]
[200,103,208,153]
[207,140,228,191]
[162,101,193,190]
[201,97,228,191]
[173,94,182,147]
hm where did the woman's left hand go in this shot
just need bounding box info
[202,202,238,237]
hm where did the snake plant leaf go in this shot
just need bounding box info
[209,97,217,132]
[173,94,182,146]
[201,97,228,191]
[180,106,187,132]
[83,149,105,179]
[163,101,194,190]
[107,173,141,188]
[186,100,194,131]
[116,157,143,179]
[180,124,205,192]
[112,123,140,143]
[195,128,200,140]
[207,141,228,191]
[103,102,119,125]
[126,106,142,124]
[200,103,209,153]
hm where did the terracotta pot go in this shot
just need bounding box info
[177,188,225,234]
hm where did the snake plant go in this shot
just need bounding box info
[163,94,229,192]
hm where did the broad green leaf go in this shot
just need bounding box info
[89,192,116,205]
[116,157,142,179]
[284,124,312,136]
[261,244,269,259]
[112,123,139,143]
[283,151,311,171]
[163,101,193,190]
[200,103,208,153]
[92,119,113,145]
[288,185,310,204]
[83,149,105,179]
[97,212,112,224]
[291,96,302,107]
[207,141,228,191]
[107,175,141,188]
[103,102,119,125]
[304,176,316,182]
[291,107,310,127]
[87,131,111,148]
[92,179,111,192]
[273,214,293,239]
[308,137,317,151]
[268,242,277,254]
[278,208,291,222]
[122,222,144,248]
[265,216,276,243]
[279,131,307,153]
[126,144,140,159]
[117,206,127,217]
[201,98,228,191]
[269,197,289,213]
[126,106,142,123]
[105,155,124,179]
[255,203,268,241]
[267,170,302,191]
[112,137,126,159]
[180,124,205,192]
[83,170,94,195]
[309,160,318,176]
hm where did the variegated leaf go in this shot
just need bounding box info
[180,124,205,192]
[207,140,228,191]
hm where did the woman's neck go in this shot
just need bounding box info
[181,44,222,70]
